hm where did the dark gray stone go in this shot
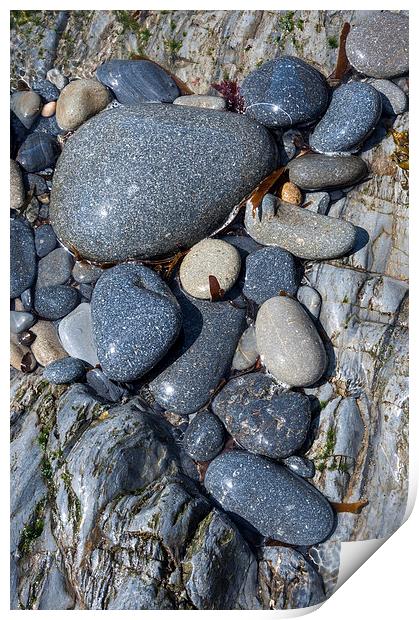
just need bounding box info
[72,261,103,284]
[243,247,300,304]
[43,357,87,384]
[149,284,246,416]
[288,153,368,190]
[79,283,93,301]
[10,218,37,298]
[10,310,36,334]
[369,79,408,116]
[35,224,57,258]
[309,82,382,154]
[10,90,42,129]
[205,451,335,545]
[24,172,48,196]
[346,12,409,79]
[50,104,277,263]
[34,284,79,319]
[31,114,65,138]
[282,455,316,479]
[32,79,60,102]
[16,133,60,173]
[91,264,182,382]
[242,56,329,127]
[212,373,311,459]
[86,368,128,402]
[36,247,73,287]
[96,59,180,105]
[20,288,33,311]
[183,410,225,461]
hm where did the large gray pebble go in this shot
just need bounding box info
[288,153,367,190]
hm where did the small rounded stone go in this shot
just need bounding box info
[34,285,79,320]
[10,90,42,129]
[36,247,73,287]
[58,302,99,367]
[56,78,112,131]
[43,357,87,384]
[31,320,68,366]
[280,181,302,205]
[34,224,57,258]
[46,68,69,91]
[288,153,368,190]
[243,246,300,304]
[282,455,316,478]
[183,410,225,462]
[41,101,57,117]
[232,325,259,371]
[368,79,408,116]
[10,310,36,334]
[180,239,241,300]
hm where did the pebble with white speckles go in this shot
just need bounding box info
[58,302,99,367]
[56,78,112,131]
[368,79,408,116]
[243,246,300,304]
[36,247,73,287]
[43,357,87,384]
[34,284,79,320]
[10,90,42,129]
[10,311,36,334]
[32,79,60,102]
[288,153,367,190]
[34,224,57,258]
[183,410,225,462]
[46,68,69,91]
[16,133,60,173]
[282,455,316,478]
[10,219,37,298]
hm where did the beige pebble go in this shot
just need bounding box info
[41,101,56,117]
[38,193,50,205]
[174,95,226,110]
[280,181,302,205]
[56,78,112,131]
[10,335,37,372]
[10,160,25,210]
[31,321,68,367]
[14,298,24,312]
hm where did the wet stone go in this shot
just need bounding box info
[58,302,99,367]
[50,104,277,263]
[10,160,25,210]
[242,56,329,128]
[205,451,335,545]
[43,357,87,384]
[20,288,33,311]
[310,82,382,154]
[34,224,57,258]
[96,59,180,105]
[10,90,42,129]
[32,79,60,102]
[232,325,259,371]
[243,246,300,304]
[36,247,73,287]
[46,68,69,91]
[346,12,409,79]
[16,133,60,173]
[56,78,112,132]
[10,310,36,334]
[183,410,225,462]
[72,261,103,284]
[368,79,408,116]
[34,284,79,320]
[282,455,316,479]
[91,264,182,382]
[10,218,37,298]
[212,373,311,459]
[86,368,128,403]
[288,153,367,190]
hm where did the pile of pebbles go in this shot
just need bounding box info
[10,11,408,547]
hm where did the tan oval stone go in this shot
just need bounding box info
[255,296,327,387]
[41,101,56,117]
[10,160,25,210]
[280,181,302,205]
[56,78,112,131]
[31,321,68,367]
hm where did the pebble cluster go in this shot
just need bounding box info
[10,11,408,548]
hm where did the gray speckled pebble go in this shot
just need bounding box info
[20,288,33,311]
[72,261,103,284]
[34,224,57,257]
[346,12,409,79]
[242,56,329,127]
[243,246,300,304]
[91,264,182,382]
[183,410,225,461]
[368,79,408,116]
[205,451,334,545]
[10,218,37,298]
[174,95,226,110]
[32,79,60,102]
[50,104,276,263]
[34,284,79,319]
[36,247,73,287]
[288,153,367,190]
[149,283,246,416]
[43,357,87,384]
[212,373,311,459]
[310,82,381,154]
[297,285,322,320]
[255,296,327,387]
[232,325,259,371]
[282,455,316,479]
[58,302,99,367]
[245,195,357,260]
[10,310,36,334]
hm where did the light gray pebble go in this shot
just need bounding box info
[232,325,259,371]
[368,78,408,115]
[58,302,99,367]
[10,310,36,334]
[72,261,103,284]
[297,285,322,320]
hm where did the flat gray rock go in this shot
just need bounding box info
[10,218,37,298]
[50,104,277,263]
[183,410,225,461]
[288,153,367,190]
[243,246,300,303]
[58,302,99,367]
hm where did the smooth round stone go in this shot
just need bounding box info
[58,302,99,367]
[31,320,68,366]
[232,325,258,371]
[32,79,60,102]
[92,264,182,382]
[10,90,42,129]
[34,285,79,320]
[310,82,382,154]
[174,95,226,110]
[183,410,225,462]
[288,153,368,190]
[282,455,316,479]
[34,224,57,257]
[10,310,36,334]
[297,285,322,320]
[205,451,335,545]
[241,56,329,128]
[36,247,73,287]
[41,101,57,117]
[256,296,327,387]
[50,104,276,263]
[56,78,112,131]
[368,79,408,115]
[86,368,128,403]
[10,219,37,298]
[346,12,409,79]
[180,239,241,300]
[46,68,69,91]
[16,133,60,173]
[10,160,25,210]
[72,261,103,284]
[43,357,87,384]
[243,246,300,304]
[212,373,311,459]
[96,59,180,105]
[245,195,357,260]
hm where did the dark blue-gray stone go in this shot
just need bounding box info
[43,357,87,384]
[212,373,310,460]
[20,288,33,311]
[16,133,60,173]
[282,455,315,479]
[219,234,262,260]
[79,283,93,301]
[183,410,225,462]
[50,104,277,263]
[32,78,60,102]
[31,114,65,138]
[10,111,28,157]
[24,172,48,196]
[86,368,129,403]
[241,56,329,128]
[243,247,300,304]
[95,59,180,105]
[34,285,79,319]
[10,310,36,334]
[309,82,382,154]
[34,224,57,258]
[288,153,368,190]
[36,247,73,287]
[205,451,334,545]
[91,264,182,382]
[149,283,246,416]
[10,218,37,298]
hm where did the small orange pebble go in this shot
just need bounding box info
[41,101,56,117]
[330,499,368,514]
[279,181,302,205]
